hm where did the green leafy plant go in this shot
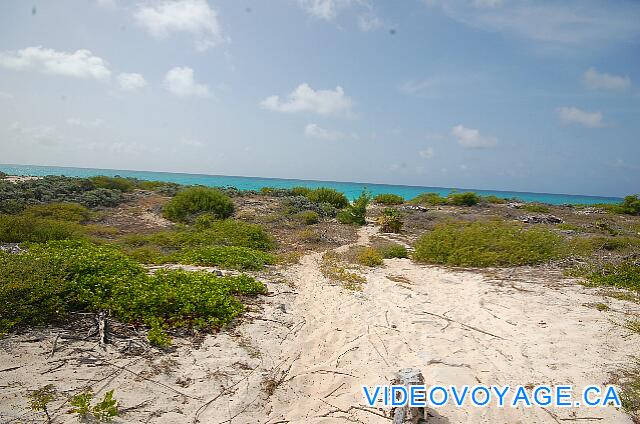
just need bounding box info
[173,246,276,270]
[373,193,404,205]
[305,187,349,209]
[22,202,90,223]
[337,190,370,225]
[447,191,480,206]
[0,215,84,243]
[89,175,135,192]
[377,243,408,259]
[356,247,383,267]
[377,208,402,233]
[70,390,118,422]
[163,186,234,222]
[409,192,447,206]
[28,384,56,423]
[413,219,566,267]
[482,195,507,204]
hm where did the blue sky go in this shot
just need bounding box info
[0,0,638,197]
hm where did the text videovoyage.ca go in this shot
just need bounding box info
[362,384,622,408]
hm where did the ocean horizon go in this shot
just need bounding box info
[0,163,622,206]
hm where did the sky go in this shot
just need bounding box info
[0,0,639,198]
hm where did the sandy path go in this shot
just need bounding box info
[247,225,639,423]
[1,225,638,423]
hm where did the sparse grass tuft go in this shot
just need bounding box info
[320,251,366,290]
[522,203,550,213]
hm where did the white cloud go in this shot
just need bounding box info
[163,66,210,97]
[357,10,384,31]
[298,0,352,20]
[134,0,225,51]
[66,118,106,128]
[304,123,354,141]
[556,106,603,128]
[425,0,640,44]
[179,137,205,147]
[419,147,434,159]
[261,83,353,117]
[450,125,498,149]
[583,67,631,91]
[8,122,64,147]
[117,73,147,92]
[0,91,13,99]
[0,46,111,80]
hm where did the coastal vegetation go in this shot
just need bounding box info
[413,220,566,267]
[163,186,234,222]
[373,193,404,205]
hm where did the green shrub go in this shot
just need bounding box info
[306,187,349,209]
[291,186,311,197]
[144,219,274,251]
[22,202,90,223]
[356,247,383,267]
[522,203,551,213]
[578,262,640,292]
[378,244,408,259]
[410,192,446,206]
[413,220,566,267]
[377,208,402,233]
[0,176,123,213]
[447,192,480,206]
[173,246,276,270]
[617,195,640,215]
[163,187,234,222]
[89,176,135,192]
[373,193,404,205]
[482,195,507,204]
[0,171,7,179]
[337,191,370,225]
[0,241,266,334]
[0,215,84,243]
[294,210,320,225]
[147,323,172,348]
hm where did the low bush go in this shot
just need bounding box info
[617,195,640,215]
[291,186,311,197]
[413,219,566,267]
[337,191,370,225]
[577,262,640,292]
[306,187,349,209]
[482,195,507,204]
[373,193,404,205]
[163,187,234,222]
[409,192,447,206]
[22,202,90,223]
[356,247,383,267]
[0,171,7,179]
[377,208,402,233]
[0,215,84,243]
[522,203,551,213]
[293,210,319,225]
[0,176,123,213]
[89,176,135,192]
[378,243,408,259]
[447,192,480,206]
[123,219,274,252]
[0,241,266,334]
[173,246,276,270]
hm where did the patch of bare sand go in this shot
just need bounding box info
[1,225,638,423]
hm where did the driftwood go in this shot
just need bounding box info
[97,311,108,349]
[391,368,425,424]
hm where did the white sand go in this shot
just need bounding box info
[1,225,638,423]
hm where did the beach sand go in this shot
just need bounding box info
[1,225,638,423]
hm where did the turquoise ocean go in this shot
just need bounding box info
[0,163,621,205]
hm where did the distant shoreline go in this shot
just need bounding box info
[0,163,623,205]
